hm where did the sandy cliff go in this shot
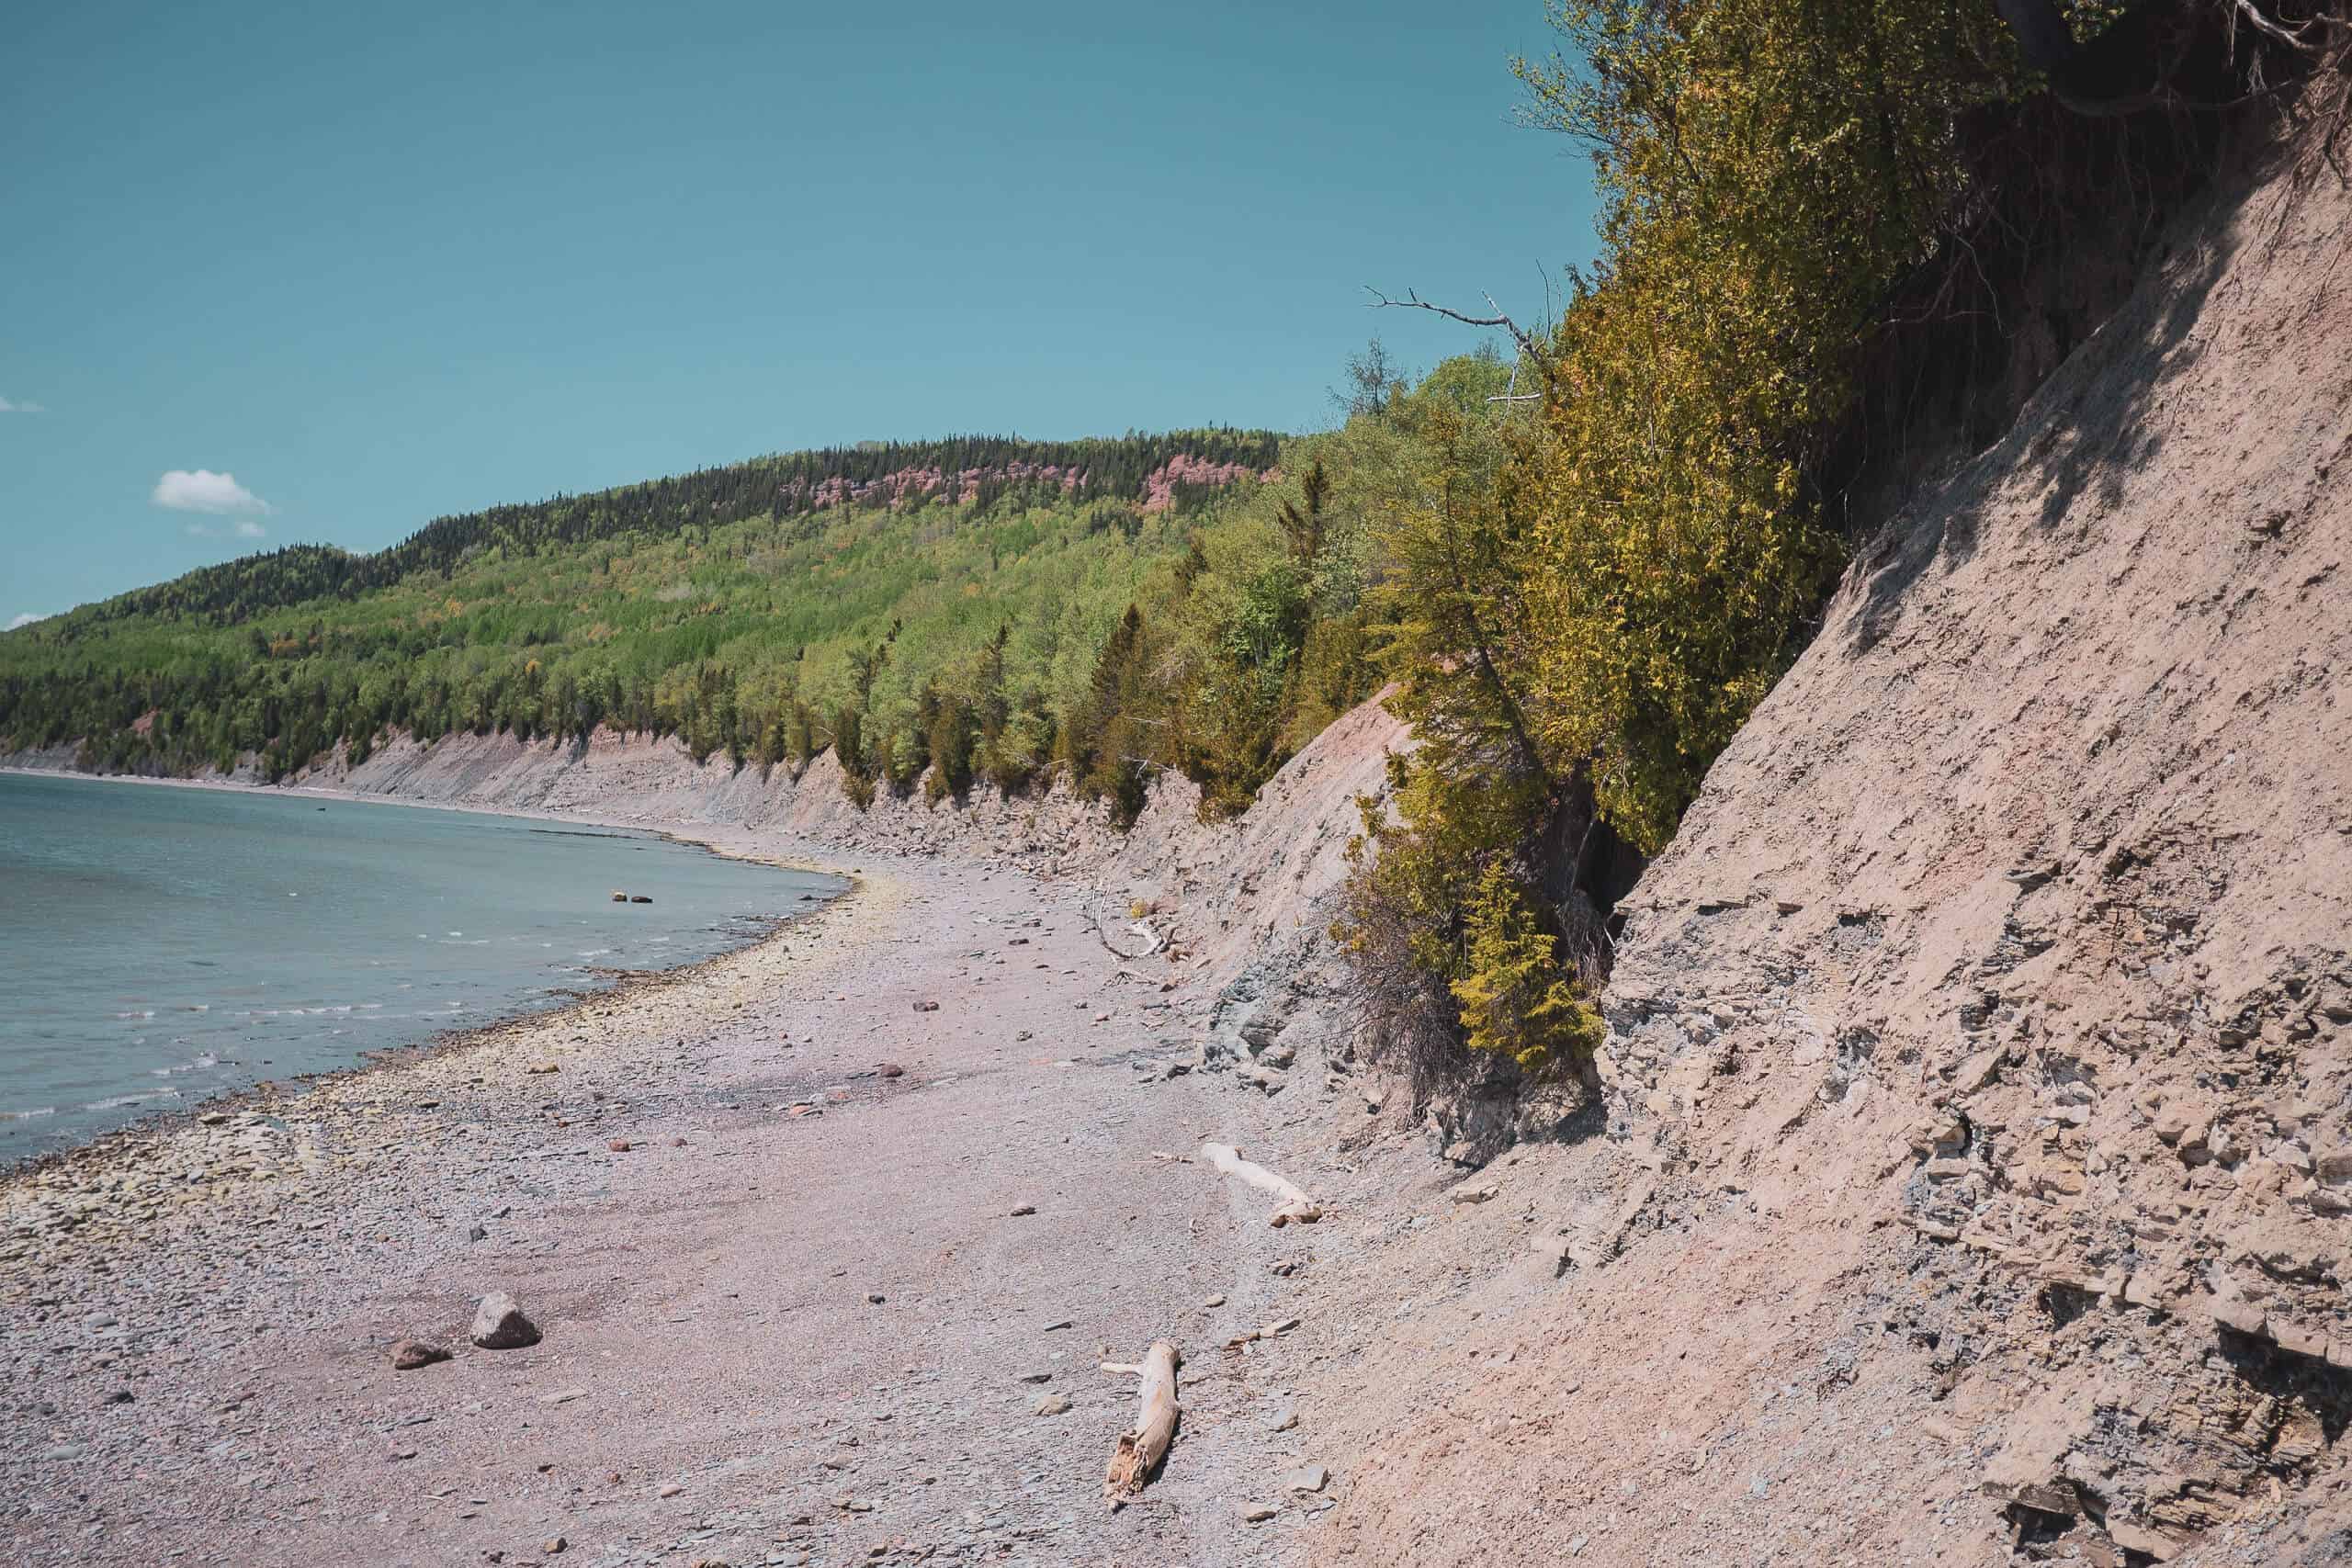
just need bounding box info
[1290,116,2352,1568]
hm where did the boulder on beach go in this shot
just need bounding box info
[470,1292,541,1349]
[390,1339,449,1371]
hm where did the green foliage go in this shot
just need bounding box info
[1341,0,2049,1080]
[0,434,1280,794]
[1449,861,1604,1071]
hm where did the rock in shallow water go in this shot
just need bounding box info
[470,1292,541,1349]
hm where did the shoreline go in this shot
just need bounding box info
[0,812,1335,1567]
[0,761,865,1179]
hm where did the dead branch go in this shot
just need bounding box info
[1202,1141,1324,1226]
[1102,1341,1182,1509]
[1364,286,1541,359]
[1086,899,1167,959]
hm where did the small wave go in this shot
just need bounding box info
[114,1009,157,1021]
[0,1105,60,1121]
[84,1090,177,1111]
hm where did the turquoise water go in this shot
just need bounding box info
[0,773,840,1156]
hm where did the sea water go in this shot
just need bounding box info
[0,773,841,1156]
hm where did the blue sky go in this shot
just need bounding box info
[2,1,1600,623]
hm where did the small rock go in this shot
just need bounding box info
[1450,1181,1500,1205]
[865,1292,887,1305]
[913,1000,940,1013]
[877,1063,904,1078]
[607,1138,631,1153]
[1262,1316,1300,1337]
[1009,1204,1037,1217]
[470,1292,541,1350]
[1018,1371,1053,1383]
[539,1387,588,1406]
[629,895,652,904]
[1267,1403,1299,1433]
[543,1540,567,1557]
[391,1339,450,1371]
[659,1482,684,1498]
[1283,1464,1329,1494]
[526,1063,560,1075]
[1241,1504,1278,1523]
[1202,1294,1226,1308]
[467,1224,487,1243]
[1035,1394,1072,1416]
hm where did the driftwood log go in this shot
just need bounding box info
[1102,1340,1182,1508]
[1201,1142,1323,1226]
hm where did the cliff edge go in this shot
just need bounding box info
[1297,121,2352,1566]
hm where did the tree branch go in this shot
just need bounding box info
[1365,287,1540,360]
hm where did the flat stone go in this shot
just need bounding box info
[1283,1464,1329,1494]
[469,1292,541,1349]
[539,1387,588,1405]
[391,1339,450,1371]
[1034,1394,1071,1416]
[1266,1402,1299,1433]
[1240,1504,1278,1523]
[2204,1295,2266,1337]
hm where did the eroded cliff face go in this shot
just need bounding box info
[1302,129,2352,1567]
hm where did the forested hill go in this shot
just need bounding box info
[0,402,1446,815]
[80,429,1283,627]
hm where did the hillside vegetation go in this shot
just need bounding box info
[11,0,2329,1102]
[0,396,1518,819]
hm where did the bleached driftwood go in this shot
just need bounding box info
[1201,1142,1323,1225]
[1085,898,1169,959]
[1102,1340,1182,1508]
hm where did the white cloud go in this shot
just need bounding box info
[153,468,272,515]
[235,518,266,538]
[0,396,44,413]
[7,612,47,630]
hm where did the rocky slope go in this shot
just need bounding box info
[1281,113,2352,1568]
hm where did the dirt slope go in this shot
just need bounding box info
[1283,127,2352,1567]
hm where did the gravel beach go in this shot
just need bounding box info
[1,827,1346,1567]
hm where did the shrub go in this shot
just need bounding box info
[1448,861,1604,1072]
